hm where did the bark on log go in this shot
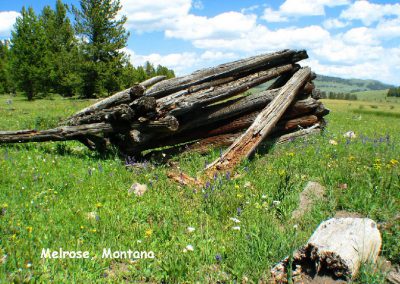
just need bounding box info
[270,218,382,283]
[145,49,308,99]
[158,64,294,117]
[185,125,321,154]
[206,67,311,174]
[0,123,116,143]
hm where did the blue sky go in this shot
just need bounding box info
[1,0,400,84]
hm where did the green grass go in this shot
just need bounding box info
[0,95,399,282]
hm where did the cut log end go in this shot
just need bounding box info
[270,218,382,283]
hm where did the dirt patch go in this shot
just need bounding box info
[292,181,326,219]
[334,211,364,218]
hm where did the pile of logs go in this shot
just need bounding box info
[0,49,329,175]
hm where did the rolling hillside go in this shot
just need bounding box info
[314,74,394,93]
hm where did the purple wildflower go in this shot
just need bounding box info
[237,207,242,216]
[215,254,222,262]
[225,171,231,181]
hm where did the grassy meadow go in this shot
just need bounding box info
[0,94,399,282]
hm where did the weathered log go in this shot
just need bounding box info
[158,64,295,116]
[145,49,308,99]
[270,218,382,283]
[206,67,311,173]
[185,124,321,154]
[0,123,116,143]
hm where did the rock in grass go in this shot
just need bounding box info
[291,181,325,219]
[128,183,148,197]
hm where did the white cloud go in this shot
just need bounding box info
[192,25,330,52]
[0,11,20,36]
[120,0,191,32]
[340,1,400,26]
[260,0,350,21]
[165,12,257,41]
[124,48,238,75]
[323,18,349,29]
[261,8,288,22]
[342,27,379,46]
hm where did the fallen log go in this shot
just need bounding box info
[0,123,116,143]
[205,67,311,174]
[270,218,382,283]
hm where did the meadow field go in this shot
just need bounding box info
[0,94,399,282]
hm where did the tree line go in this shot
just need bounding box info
[320,91,358,100]
[0,0,175,100]
[387,87,400,97]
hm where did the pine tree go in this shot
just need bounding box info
[73,0,129,98]
[0,40,13,94]
[41,0,81,97]
[10,7,47,100]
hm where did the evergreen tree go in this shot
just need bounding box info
[0,40,13,94]
[155,64,175,79]
[41,0,81,96]
[10,7,47,100]
[73,0,129,98]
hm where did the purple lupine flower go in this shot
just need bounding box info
[215,254,222,262]
[205,181,211,189]
[237,207,242,216]
[225,171,231,181]
[204,193,209,199]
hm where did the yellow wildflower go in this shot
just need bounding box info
[390,159,399,166]
[234,184,240,189]
[95,202,103,209]
[91,229,97,233]
[145,229,153,238]
[26,226,33,233]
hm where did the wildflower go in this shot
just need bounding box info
[278,169,285,176]
[348,156,355,161]
[95,202,103,209]
[25,262,32,268]
[343,131,356,139]
[261,195,267,199]
[287,152,295,157]
[215,254,222,262]
[244,181,251,188]
[329,139,338,145]
[293,224,299,230]
[137,240,142,243]
[91,229,97,233]
[389,159,399,167]
[80,225,85,230]
[272,200,281,206]
[145,229,153,238]
[87,211,100,221]
[26,226,33,233]
[186,227,195,233]
[229,217,241,223]
[234,184,240,189]
[183,244,194,252]
[237,207,242,216]
[232,226,241,231]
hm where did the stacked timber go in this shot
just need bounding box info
[0,49,329,174]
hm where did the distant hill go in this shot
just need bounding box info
[314,74,395,93]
